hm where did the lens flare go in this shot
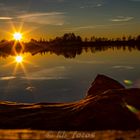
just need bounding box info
[124,80,133,86]
[124,103,140,120]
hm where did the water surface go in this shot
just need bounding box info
[0,47,140,103]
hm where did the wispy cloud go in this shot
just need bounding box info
[18,12,64,19]
[130,0,140,1]
[0,2,66,26]
[111,16,134,22]
[74,60,104,64]
[65,25,106,32]
[0,76,16,80]
[65,23,129,32]
[0,17,12,20]
[16,12,65,25]
[80,3,103,9]
[112,65,135,70]
[71,26,97,30]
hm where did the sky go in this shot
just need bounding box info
[0,0,140,40]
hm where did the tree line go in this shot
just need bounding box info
[0,33,140,58]
[28,33,140,46]
[1,33,140,44]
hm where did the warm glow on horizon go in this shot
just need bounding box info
[15,56,23,63]
[13,32,22,41]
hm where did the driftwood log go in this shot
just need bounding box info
[0,75,140,130]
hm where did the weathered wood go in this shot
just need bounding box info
[0,75,140,130]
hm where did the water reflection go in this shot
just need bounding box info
[0,41,140,103]
[32,45,140,59]
[0,40,140,59]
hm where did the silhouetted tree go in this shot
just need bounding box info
[122,36,126,41]
[136,35,140,41]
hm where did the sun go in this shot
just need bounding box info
[13,32,22,41]
[15,56,23,63]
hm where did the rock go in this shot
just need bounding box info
[0,75,140,130]
[87,74,125,97]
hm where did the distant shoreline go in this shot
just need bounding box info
[0,33,140,58]
[1,33,140,45]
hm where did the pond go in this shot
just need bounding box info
[0,46,140,103]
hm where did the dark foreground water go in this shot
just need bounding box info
[0,47,140,103]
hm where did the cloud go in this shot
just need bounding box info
[130,0,140,1]
[112,65,135,70]
[0,76,16,80]
[0,2,65,26]
[17,12,65,25]
[80,3,103,9]
[71,26,97,30]
[111,16,134,22]
[74,60,104,64]
[65,23,128,32]
[65,25,105,32]
[18,12,64,19]
[0,17,12,20]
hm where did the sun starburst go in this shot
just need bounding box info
[15,55,23,63]
[13,32,22,41]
